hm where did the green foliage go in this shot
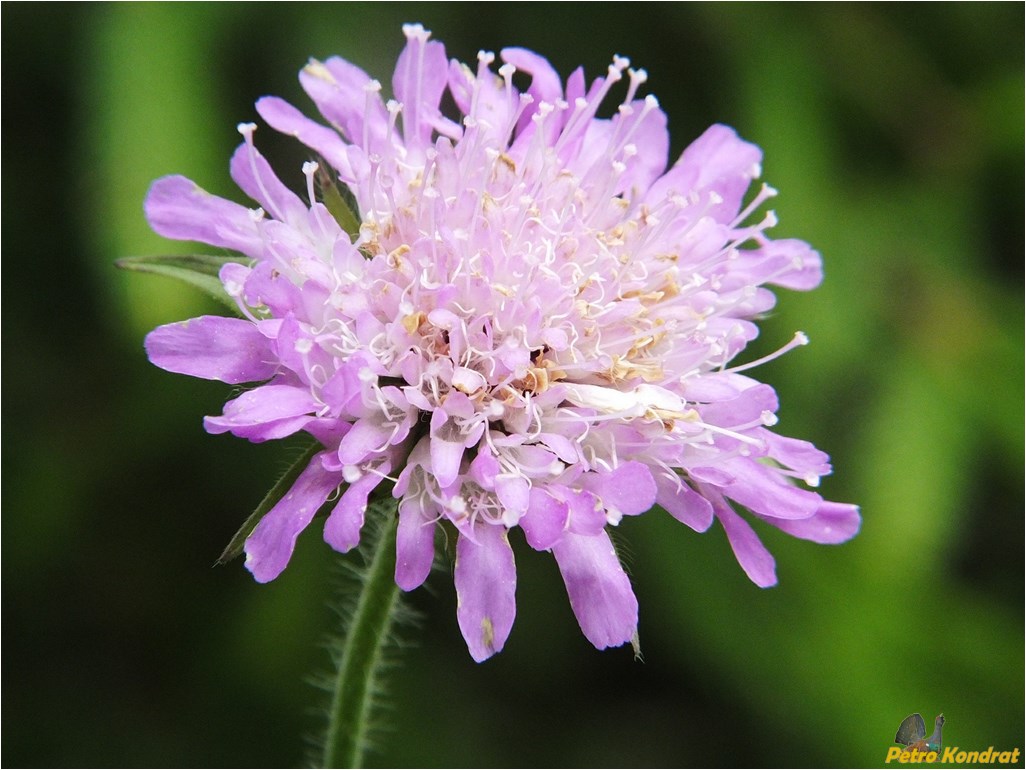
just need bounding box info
[115,255,247,315]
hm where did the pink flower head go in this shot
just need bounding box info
[144,24,859,661]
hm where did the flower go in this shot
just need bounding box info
[144,24,859,662]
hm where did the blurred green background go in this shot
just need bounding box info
[3,3,1023,767]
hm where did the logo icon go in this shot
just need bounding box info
[887,713,1022,765]
[895,713,946,755]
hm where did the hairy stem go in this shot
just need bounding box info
[322,503,400,769]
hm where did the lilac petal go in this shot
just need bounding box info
[719,458,822,520]
[244,455,341,582]
[654,472,714,532]
[647,123,761,221]
[469,448,501,489]
[688,466,736,486]
[203,384,317,441]
[455,526,516,662]
[145,176,261,255]
[758,239,823,291]
[337,417,392,465]
[395,496,435,590]
[520,488,569,550]
[392,27,448,147]
[300,57,389,151]
[618,101,669,195]
[430,438,464,488]
[494,475,530,523]
[758,430,832,478]
[145,315,277,384]
[256,97,367,184]
[710,494,777,588]
[323,472,383,553]
[762,501,861,544]
[241,261,309,318]
[565,488,606,536]
[500,47,562,136]
[229,140,307,225]
[698,383,778,428]
[429,408,466,487]
[552,530,638,650]
[587,461,657,517]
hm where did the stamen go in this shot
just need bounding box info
[726,332,809,374]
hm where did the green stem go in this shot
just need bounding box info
[322,504,400,769]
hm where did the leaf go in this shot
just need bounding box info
[115,254,250,313]
[315,163,362,241]
[215,441,323,565]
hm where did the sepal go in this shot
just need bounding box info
[116,254,249,313]
[216,441,322,565]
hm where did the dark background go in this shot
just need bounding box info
[3,3,1023,767]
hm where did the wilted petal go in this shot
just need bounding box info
[244,455,341,582]
[552,530,638,650]
[455,526,516,662]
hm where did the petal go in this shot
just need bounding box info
[323,471,383,553]
[256,96,368,184]
[429,408,466,487]
[455,525,516,662]
[618,100,669,196]
[145,176,261,255]
[494,475,530,524]
[229,138,308,225]
[520,488,569,551]
[647,124,762,221]
[759,429,832,478]
[697,383,778,428]
[244,454,341,582]
[719,458,823,520]
[145,315,277,384]
[392,25,449,147]
[500,47,562,138]
[468,447,501,489]
[565,488,606,535]
[587,461,657,518]
[654,472,714,532]
[395,493,436,590]
[337,417,392,465]
[203,384,317,441]
[299,57,389,151]
[762,501,861,544]
[753,238,823,291]
[710,493,777,588]
[552,530,638,650]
